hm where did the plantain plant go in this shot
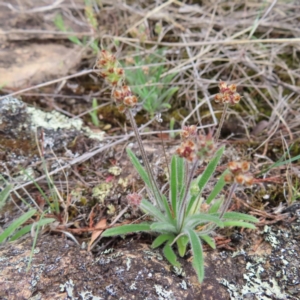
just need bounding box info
[96,50,258,282]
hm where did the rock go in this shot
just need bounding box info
[0,96,103,178]
[0,218,299,299]
[0,235,202,300]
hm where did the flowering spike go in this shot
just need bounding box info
[214,81,241,105]
[226,161,254,186]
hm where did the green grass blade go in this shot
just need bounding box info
[223,212,258,223]
[140,199,169,222]
[163,243,181,267]
[158,87,179,106]
[199,234,216,249]
[185,228,204,282]
[0,209,37,243]
[259,143,300,175]
[89,98,100,126]
[151,233,175,249]
[0,184,12,209]
[101,223,151,237]
[10,218,55,241]
[223,221,257,229]
[54,14,82,45]
[206,170,227,204]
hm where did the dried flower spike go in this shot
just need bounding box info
[226,161,254,187]
[214,80,241,105]
[176,126,216,162]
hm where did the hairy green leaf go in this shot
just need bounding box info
[186,146,225,215]
[185,228,204,282]
[223,212,258,223]
[126,148,152,189]
[208,198,224,214]
[184,213,224,229]
[199,234,216,249]
[150,222,177,233]
[163,243,181,267]
[206,171,227,204]
[223,221,257,229]
[152,233,175,249]
[102,223,151,237]
[176,235,189,257]
[140,199,169,223]
[197,146,225,191]
[170,155,185,216]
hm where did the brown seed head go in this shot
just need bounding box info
[228,84,237,93]
[234,174,245,184]
[214,93,223,103]
[181,125,197,139]
[232,93,241,104]
[224,173,233,184]
[243,175,254,186]
[219,81,228,93]
[123,95,138,107]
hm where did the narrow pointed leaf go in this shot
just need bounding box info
[176,235,189,257]
[150,222,176,233]
[186,147,224,215]
[185,228,204,282]
[223,221,256,229]
[199,234,216,249]
[10,218,55,241]
[223,212,258,223]
[152,233,175,249]
[140,199,168,223]
[163,244,181,267]
[208,198,224,214]
[101,223,151,237]
[161,194,174,222]
[0,184,12,209]
[170,155,178,216]
[126,148,151,189]
[170,155,185,217]
[0,209,37,243]
[184,213,224,228]
[197,146,225,191]
[206,171,227,204]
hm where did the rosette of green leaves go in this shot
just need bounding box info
[102,146,258,282]
[123,49,178,117]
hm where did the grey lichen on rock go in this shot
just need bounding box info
[220,221,300,300]
[0,96,104,182]
[27,107,83,131]
[0,96,104,147]
[0,96,31,139]
[0,236,201,299]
